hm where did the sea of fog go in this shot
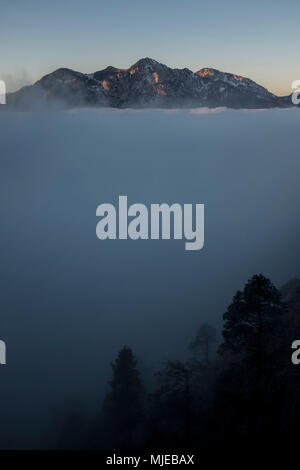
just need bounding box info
[0,107,299,447]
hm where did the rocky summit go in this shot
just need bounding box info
[7,58,294,110]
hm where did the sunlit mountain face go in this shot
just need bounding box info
[6,58,295,110]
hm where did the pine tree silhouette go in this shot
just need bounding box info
[92,346,145,449]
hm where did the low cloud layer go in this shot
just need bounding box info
[0,108,299,447]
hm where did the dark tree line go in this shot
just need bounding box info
[55,274,300,451]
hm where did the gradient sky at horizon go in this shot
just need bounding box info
[1,0,299,95]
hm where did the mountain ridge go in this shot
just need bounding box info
[7,57,294,110]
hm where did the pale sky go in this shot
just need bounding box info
[1,0,299,96]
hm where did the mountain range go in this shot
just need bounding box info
[7,58,294,110]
